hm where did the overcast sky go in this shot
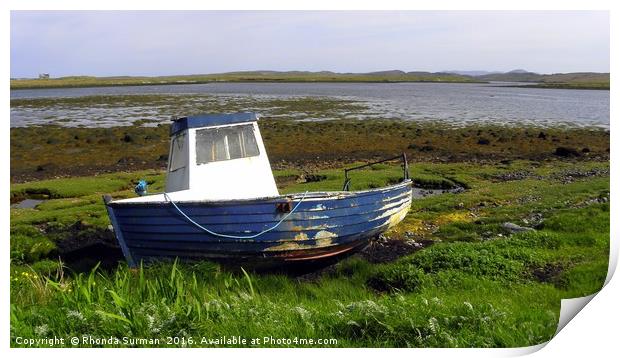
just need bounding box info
[10,10,610,78]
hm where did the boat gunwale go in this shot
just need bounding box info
[107,179,413,207]
[113,185,411,218]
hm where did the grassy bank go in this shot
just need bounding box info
[479,72,610,90]
[504,83,610,90]
[10,71,479,89]
[11,70,609,90]
[10,159,610,347]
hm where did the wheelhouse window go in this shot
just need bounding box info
[168,132,188,172]
[196,124,260,164]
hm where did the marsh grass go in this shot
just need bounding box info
[10,160,609,347]
[10,117,610,183]
[10,72,478,90]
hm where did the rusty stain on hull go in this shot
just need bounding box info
[283,244,358,261]
[294,232,309,241]
[263,236,335,252]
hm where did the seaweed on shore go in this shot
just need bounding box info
[10,120,609,182]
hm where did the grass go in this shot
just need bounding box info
[10,71,479,89]
[479,72,610,90]
[514,83,610,90]
[11,71,610,90]
[10,158,609,347]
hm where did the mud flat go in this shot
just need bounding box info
[10,119,609,182]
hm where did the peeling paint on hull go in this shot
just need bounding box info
[105,180,412,267]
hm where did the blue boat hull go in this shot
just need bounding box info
[104,180,412,267]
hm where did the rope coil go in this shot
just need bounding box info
[163,191,309,239]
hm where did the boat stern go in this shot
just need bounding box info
[103,194,136,267]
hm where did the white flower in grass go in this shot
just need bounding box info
[164,313,177,327]
[463,301,473,311]
[346,320,360,327]
[442,332,456,346]
[238,292,252,301]
[428,317,439,334]
[346,300,385,314]
[67,310,85,321]
[293,306,311,320]
[34,324,49,336]
[146,314,162,334]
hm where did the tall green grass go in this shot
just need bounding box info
[10,160,609,347]
[11,203,609,347]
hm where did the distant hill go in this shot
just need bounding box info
[506,69,530,74]
[540,72,610,84]
[362,70,405,76]
[444,70,502,76]
[10,70,480,89]
[476,70,543,82]
[473,70,609,87]
[10,69,609,90]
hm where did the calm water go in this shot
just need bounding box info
[10,82,610,128]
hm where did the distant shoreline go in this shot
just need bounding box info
[11,79,485,90]
[11,79,608,91]
[11,70,609,90]
[495,84,610,91]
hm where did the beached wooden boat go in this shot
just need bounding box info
[104,113,412,268]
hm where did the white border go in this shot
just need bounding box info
[4,1,616,357]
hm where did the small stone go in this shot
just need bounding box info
[122,134,134,143]
[554,147,580,158]
[502,222,534,233]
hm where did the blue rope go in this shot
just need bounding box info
[163,191,309,239]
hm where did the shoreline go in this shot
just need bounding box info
[495,84,610,91]
[10,79,488,90]
[11,79,609,91]
[10,120,610,183]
